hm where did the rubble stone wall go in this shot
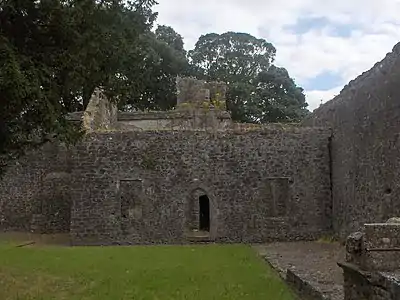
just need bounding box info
[70,127,332,245]
[303,42,400,238]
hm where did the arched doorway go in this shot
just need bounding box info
[186,187,217,241]
[198,194,210,232]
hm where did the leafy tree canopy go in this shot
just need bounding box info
[189,32,276,83]
[189,31,309,123]
[0,3,309,172]
[118,25,190,112]
[0,0,158,158]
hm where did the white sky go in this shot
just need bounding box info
[154,0,400,110]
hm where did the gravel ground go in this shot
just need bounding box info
[254,242,345,300]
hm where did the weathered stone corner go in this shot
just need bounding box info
[344,221,400,272]
[345,231,365,265]
[82,87,118,132]
[339,219,400,299]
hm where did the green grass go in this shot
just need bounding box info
[316,234,339,244]
[0,243,296,300]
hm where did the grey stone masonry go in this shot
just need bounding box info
[69,127,332,245]
[303,42,400,239]
[339,221,400,299]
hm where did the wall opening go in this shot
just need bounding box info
[121,193,130,219]
[119,179,143,234]
[199,195,210,232]
[32,172,72,234]
[263,177,290,217]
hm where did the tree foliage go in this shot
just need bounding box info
[155,25,186,55]
[189,32,309,123]
[189,32,276,83]
[118,25,190,111]
[0,0,158,157]
[0,2,310,167]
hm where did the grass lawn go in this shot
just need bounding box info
[0,242,296,300]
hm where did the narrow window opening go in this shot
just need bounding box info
[199,195,210,232]
[121,194,129,218]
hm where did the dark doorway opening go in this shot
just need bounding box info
[199,195,210,231]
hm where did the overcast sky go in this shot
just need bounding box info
[154,0,400,111]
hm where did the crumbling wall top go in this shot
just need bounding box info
[176,76,227,111]
[82,88,118,132]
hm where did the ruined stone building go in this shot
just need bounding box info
[1,42,400,252]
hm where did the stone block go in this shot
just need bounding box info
[176,76,227,111]
[83,88,118,132]
[364,223,400,250]
[176,77,208,108]
[345,223,400,272]
[339,262,400,300]
[346,231,365,264]
[363,251,400,272]
[386,217,400,224]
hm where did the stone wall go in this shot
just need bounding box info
[117,110,232,131]
[69,126,332,245]
[83,88,118,132]
[0,142,72,233]
[340,264,400,300]
[339,221,400,300]
[303,42,400,238]
[68,110,233,132]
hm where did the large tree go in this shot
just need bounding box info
[0,3,310,171]
[228,67,309,123]
[0,0,157,158]
[155,25,186,55]
[189,31,309,123]
[118,25,190,111]
[189,32,276,83]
